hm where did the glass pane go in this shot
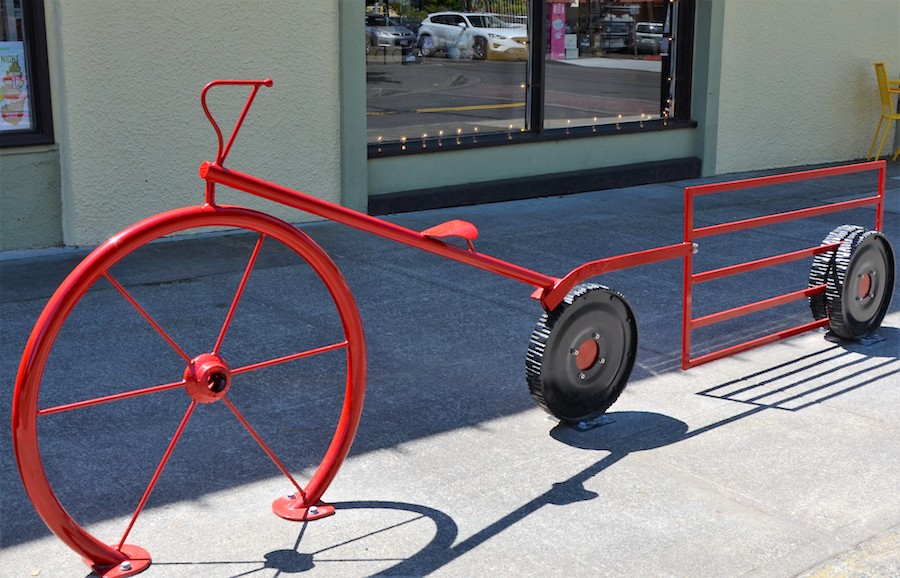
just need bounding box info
[366,3,528,146]
[0,0,32,131]
[544,0,668,130]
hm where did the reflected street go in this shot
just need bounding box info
[366,55,662,143]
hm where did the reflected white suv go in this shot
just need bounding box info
[417,12,527,61]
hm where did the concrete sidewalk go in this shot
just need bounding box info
[1,161,898,577]
[556,55,663,72]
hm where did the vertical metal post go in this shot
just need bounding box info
[526,0,546,132]
[681,185,694,370]
[876,161,885,232]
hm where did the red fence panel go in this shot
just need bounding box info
[681,161,887,370]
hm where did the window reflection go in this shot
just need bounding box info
[544,0,668,130]
[366,1,675,148]
[366,2,527,145]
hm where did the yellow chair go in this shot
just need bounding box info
[868,62,900,161]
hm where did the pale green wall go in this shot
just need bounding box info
[366,129,698,196]
[712,0,900,174]
[0,147,62,248]
[692,0,725,176]
[49,0,344,247]
[3,0,898,251]
[339,0,369,213]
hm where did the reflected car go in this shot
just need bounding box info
[634,22,663,54]
[365,14,416,54]
[417,11,528,61]
[599,19,631,52]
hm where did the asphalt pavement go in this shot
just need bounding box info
[1,160,898,577]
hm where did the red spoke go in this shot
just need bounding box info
[117,402,197,550]
[37,379,185,416]
[213,234,265,355]
[104,272,191,363]
[221,396,305,497]
[232,341,348,375]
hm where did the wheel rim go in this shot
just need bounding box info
[473,38,486,60]
[12,205,366,575]
[526,284,638,423]
[829,230,895,339]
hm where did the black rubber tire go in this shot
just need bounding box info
[809,225,865,321]
[526,283,638,424]
[825,229,895,339]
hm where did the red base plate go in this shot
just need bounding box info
[92,544,152,577]
[272,496,336,521]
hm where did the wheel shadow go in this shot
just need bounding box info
[138,500,457,578]
[74,325,898,577]
[136,412,684,578]
[696,327,899,412]
[292,333,899,576]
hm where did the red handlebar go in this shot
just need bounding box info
[200,79,273,166]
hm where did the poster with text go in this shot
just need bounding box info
[1,41,31,131]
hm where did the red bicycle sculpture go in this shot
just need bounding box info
[12,79,895,577]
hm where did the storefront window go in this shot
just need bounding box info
[1,0,53,146]
[543,0,669,130]
[365,5,529,147]
[366,0,691,156]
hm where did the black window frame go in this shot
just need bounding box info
[369,0,695,158]
[1,0,54,148]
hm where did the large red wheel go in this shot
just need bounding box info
[12,205,366,577]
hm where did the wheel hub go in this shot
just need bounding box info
[856,271,874,301]
[183,353,232,403]
[573,334,603,373]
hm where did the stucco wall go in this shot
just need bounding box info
[48,1,342,246]
[712,0,900,174]
[0,147,62,248]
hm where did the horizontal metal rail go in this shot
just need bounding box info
[682,161,886,370]
[691,243,839,284]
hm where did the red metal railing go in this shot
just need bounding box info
[681,161,887,370]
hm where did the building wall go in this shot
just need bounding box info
[0,146,61,248]
[711,0,900,174]
[2,0,898,251]
[48,0,344,246]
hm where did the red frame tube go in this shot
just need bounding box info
[200,162,560,298]
[682,161,887,370]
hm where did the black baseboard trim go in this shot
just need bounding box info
[369,157,702,215]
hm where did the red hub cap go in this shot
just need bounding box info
[183,353,232,403]
[575,338,600,372]
[857,271,873,300]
